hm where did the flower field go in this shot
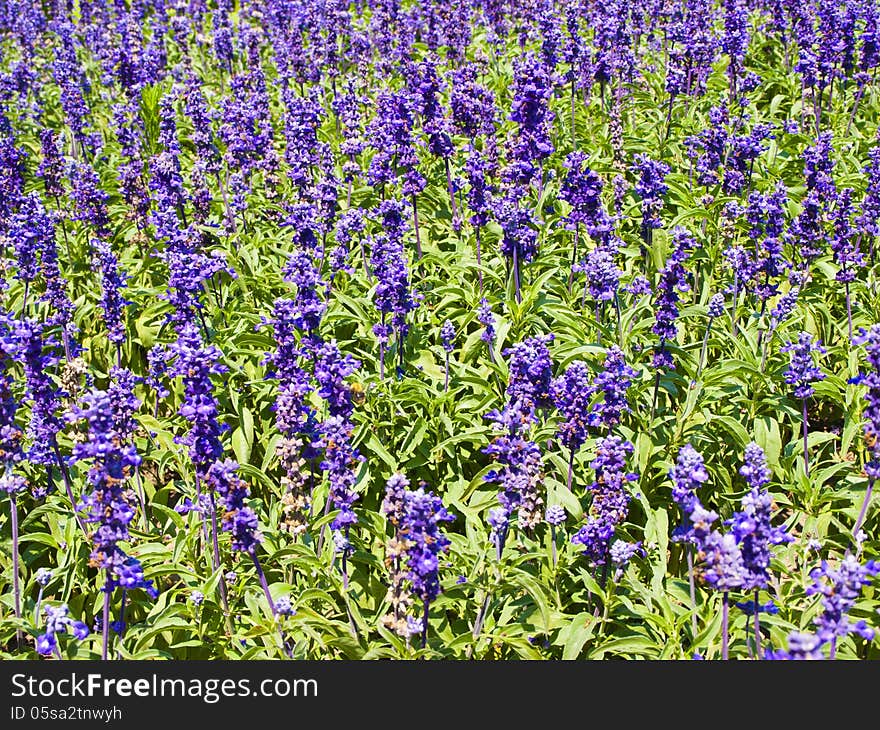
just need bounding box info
[1,0,880,662]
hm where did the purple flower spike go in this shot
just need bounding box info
[781,331,826,400]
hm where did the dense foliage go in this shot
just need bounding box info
[1,0,880,660]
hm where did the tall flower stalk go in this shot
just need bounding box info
[381,477,454,649]
[551,360,594,491]
[441,320,455,392]
[650,231,692,416]
[67,387,157,660]
[162,324,231,628]
[0,315,25,646]
[477,298,496,364]
[696,294,725,381]
[729,443,792,655]
[14,318,86,534]
[781,331,826,477]
[571,436,639,610]
[484,335,554,556]
[669,444,710,637]
[370,200,419,380]
[808,554,879,660]
[852,325,880,537]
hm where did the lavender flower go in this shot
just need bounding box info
[831,188,863,336]
[264,298,317,442]
[409,58,453,160]
[112,100,151,226]
[204,459,262,555]
[803,132,836,199]
[505,334,554,419]
[707,293,726,319]
[10,193,53,305]
[70,161,111,239]
[36,128,65,200]
[735,599,779,616]
[281,87,324,193]
[367,91,424,197]
[853,325,880,534]
[782,330,825,477]
[330,209,364,279]
[670,444,710,535]
[381,473,411,528]
[808,554,879,655]
[678,442,791,656]
[722,0,750,93]
[483,414,546,538]
[0,315,24,637]
[545,505,566,526]
[465,145,495,227]
[559,152,613,240]
[507,53,555,185]
[571,436,638,567]
[765,631,826,660]
[589,346,638,430]
[441,319,455,391]
[579,247,622,306]
[551,360,594,458]
[275,596,295,616]
[626,276,651,298]
[477,298,496,355]
[859,140,880,249]
[93,240,129,353]
[35,604,90,657]
[486,506,510,557]
[166,324,227,475]
[398,487,455,607]
[652,232,692,370]
[787,191,825,265]
[449,65,497,140]
[495,188,538,301]
[729,445,791,656]
[440,320,456,353]
[67,382,155,659]
[370,199,419,376]
[631,154,669,244]
[15,318,64,471]
[50,21,94,149]
[696,531,748,591]
[610,539,643,580]
[782,331,826,399]
[35,568,52,587]
[382,481,454,646]
[68,387,156,595]
[281,245,327,344]
[830,190,860,279]
[313,341,360,421]
[697,292,727,379]
[727,443,792,591]
[746,185,789,303]
[317,415,364,533]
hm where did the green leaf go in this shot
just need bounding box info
[232,427,251,465]
[560,612,594,660]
